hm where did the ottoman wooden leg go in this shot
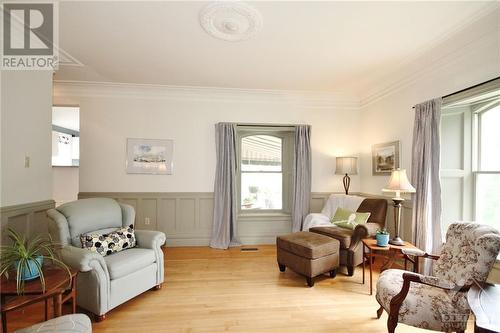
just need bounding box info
[278,263,286,272]
[329,269,337,278]
[306,277,314,287]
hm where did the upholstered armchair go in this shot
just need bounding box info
[376,222,500,333]
[47,198,166,321]
[304,194,388,275]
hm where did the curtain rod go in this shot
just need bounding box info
[411,76,500,109]
[236,123,298,128]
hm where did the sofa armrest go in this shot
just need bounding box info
[350,222,381,251]
[47,209,71,246]
[135,230,166,250]
[135,230,166,284]
[302,213,331,231]
[61,246,109,277]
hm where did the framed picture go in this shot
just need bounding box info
[372,141,400,175]
[126,138,173,175]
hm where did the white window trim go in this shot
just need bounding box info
[472,101,500,221]
[236,125,295,217]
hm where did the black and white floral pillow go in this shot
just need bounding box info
[80,224,136,256]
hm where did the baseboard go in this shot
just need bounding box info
[165,238,211,247]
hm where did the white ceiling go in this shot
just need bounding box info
[55,1,497,96]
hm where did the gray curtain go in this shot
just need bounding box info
[210,123,240,249]
[411,98,443,274]
[292,125,312,232]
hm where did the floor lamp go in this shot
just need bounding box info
[382,169,416,246]
[335,157,358,195]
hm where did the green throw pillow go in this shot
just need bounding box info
[333,220,356,230]
[331,208,371,230]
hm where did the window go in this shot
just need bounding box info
[474,104,500,228]
[441,79,500,235]
[237,126,294,214]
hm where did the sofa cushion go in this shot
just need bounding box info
[81,224,136,257]
[309,226,353,249]
[57,198,123,247]
[277,231,339,259]
[104,248,156,280]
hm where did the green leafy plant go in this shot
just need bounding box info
[376,228,390,235]
[0,228,71,294]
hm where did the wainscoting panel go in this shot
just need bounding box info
[79,192,406,247]
[0,200,55,244]
[79,193,214,246]
[310,193,333,213]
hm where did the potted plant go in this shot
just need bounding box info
[376,228,390,247]
[0,228,71,294]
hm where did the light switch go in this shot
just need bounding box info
[24,155,30,168]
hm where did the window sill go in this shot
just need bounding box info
[238,212,291,222]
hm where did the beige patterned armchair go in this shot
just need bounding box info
[375,222,500,333]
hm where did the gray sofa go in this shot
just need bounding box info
[47,198,166,321]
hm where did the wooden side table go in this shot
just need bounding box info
[1,266,78,333]
[362,238,421,295]
[468,283,500,333]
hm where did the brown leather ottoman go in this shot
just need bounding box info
[277,231,340,287]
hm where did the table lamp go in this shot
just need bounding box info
[382,168,415,246]
[335,157,358,195]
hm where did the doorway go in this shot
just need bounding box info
[52,106,80,206]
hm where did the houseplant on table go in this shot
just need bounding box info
[376,228,390,247]
[0,228,71,294]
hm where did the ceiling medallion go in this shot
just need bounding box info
[200,2,263,42]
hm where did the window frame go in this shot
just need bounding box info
[472,101,500,221]
[236,125,295,217]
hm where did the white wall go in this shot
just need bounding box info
[1,71,53,207]
[359,8,500,196]
[53,84,362,194]
[52,167,79,206]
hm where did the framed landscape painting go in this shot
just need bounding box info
[372,140,400,175]
[126,138,173,174]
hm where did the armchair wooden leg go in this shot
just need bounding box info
[387,315,398,333]
[278,263,286,272]
[306,277,314,287]
[329,269,337,278]
[347,266,354,276]
[376,306,384,319]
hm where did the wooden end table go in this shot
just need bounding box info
[1,266,78,333]
[362,238,421,295]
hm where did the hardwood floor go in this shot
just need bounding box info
[6,246,473,332]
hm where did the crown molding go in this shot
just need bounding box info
[359,3,500,108]
[53,80,360,110]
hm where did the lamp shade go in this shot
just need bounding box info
[335,157,358,175]
[382,169,416,197]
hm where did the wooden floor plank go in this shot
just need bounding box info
[5,245,473,332]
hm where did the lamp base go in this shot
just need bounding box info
[343,174,351,195]
[389,237,405,246]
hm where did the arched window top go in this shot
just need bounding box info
[241,135,282,172]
